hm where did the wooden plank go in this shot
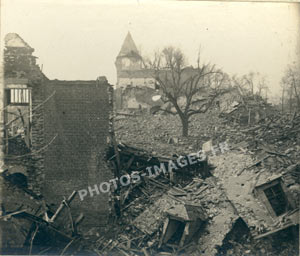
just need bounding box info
[124,155,135,171]
[253,222,295,240]
[0,209,26,219]
[16,212,73,240]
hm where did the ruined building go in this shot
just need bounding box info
[115,32,155,90]
[1,33,113,252]
[115,32,162,110]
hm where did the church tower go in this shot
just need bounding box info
[115,32,154,91]
[115,32,142,76]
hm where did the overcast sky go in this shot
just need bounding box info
[2,0,300,101]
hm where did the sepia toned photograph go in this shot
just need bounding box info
[0,0,299,255]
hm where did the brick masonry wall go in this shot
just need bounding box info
[3,37,114,232]
[42,79,113,230]
[30,80,46,195]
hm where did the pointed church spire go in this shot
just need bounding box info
[118,32,140,58]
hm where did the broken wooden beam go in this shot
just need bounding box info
[253,222,295,240]
[50,191,77,222]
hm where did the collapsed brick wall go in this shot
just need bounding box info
[42,79,113,230]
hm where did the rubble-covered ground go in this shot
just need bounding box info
[112,109,300,256]
[3,108,299,255]
[115,109,300,162]
[115,110,226,156]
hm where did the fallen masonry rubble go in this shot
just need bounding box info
[1,135,299,255]
[93,137,299,255]
[104,142,211,219]
[111,106,299,255]
[1,105,299,255]
[0,170,87,255]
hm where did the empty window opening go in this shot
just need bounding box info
[263,183,290,216]
[6,88,30,105]
[165,219,186,245]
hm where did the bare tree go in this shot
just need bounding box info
[256,75,269,100]
[151,46,228,137]
[281,65,300,113]
[232,72,270,101]
[243,72,256,95]
[280,82,286,113]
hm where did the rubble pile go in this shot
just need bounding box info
[92,175,243,256]
[182,177,242,256]
[0,170,91,255]
[207,150,299,255]
[115,108,300,169]
[115,109,224,156]
[113,106,300,255]
[211,152,298,229]
[2,93,299,255]
[78,143,213,255]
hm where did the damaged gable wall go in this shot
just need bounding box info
[3,33,114,235]
[3,33,48,194]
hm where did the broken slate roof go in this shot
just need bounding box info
[255,173,283,188]
[181,176,241,255]
[132,188,207,235]
[209,151,299,238]
[132,175,241,255]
